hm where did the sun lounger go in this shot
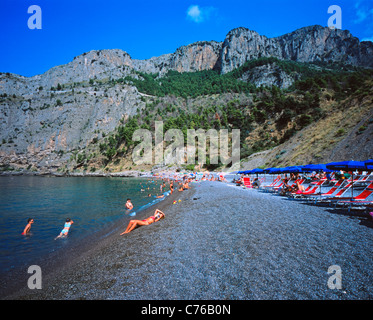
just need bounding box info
[333,182,373,211]
[243,177,252,188]
[289,185,319,199]
[300,179,344,202]
[264,179,284,193]
[289,179,326,199]
[313,181,353,205]
[260,177,281,191]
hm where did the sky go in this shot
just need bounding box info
[1,0,372,77]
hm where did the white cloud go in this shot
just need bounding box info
[187,5,202,23]
[186,5,216,23]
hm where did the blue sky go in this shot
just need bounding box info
[1,0,372,77]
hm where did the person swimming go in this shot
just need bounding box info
[55,218,74,239]
[120,209,165,235]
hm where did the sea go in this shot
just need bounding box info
[0,175,168,278]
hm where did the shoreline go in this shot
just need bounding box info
[1,177,187,299]
[0,169,154,178]
[3,180,373,300]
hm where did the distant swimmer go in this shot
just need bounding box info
[21,218,34,235]
[125,198,134,210]
[55,218,74,239]
[120,209,165,235]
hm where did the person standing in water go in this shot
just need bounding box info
[125,198,134,210]
[21,218,34,235]
[55,218,74,239]
[169,182,174,194]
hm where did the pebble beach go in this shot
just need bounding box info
[3,180,373,300]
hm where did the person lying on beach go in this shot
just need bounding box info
[156,194,165,198]
[120,209,165,235]
[55,218,74,239]
[125,198,134,210]
[21,218,34,235]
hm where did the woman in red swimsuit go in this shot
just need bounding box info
[120,209,165,235]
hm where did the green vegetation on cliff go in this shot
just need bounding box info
[73,58,373,171]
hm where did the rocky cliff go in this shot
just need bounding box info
[0,25,372,173]
[219,25,373,73]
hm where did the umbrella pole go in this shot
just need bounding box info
[351,172,354,200]
[319,172,322,198]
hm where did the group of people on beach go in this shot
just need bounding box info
[21,217,74,239]
[278,178,305,196]
[20,174,200,239]
[121,176,192,234]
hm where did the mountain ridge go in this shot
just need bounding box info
[0,25,372,174]
[3,25,372,80]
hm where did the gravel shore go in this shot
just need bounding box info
[4,181,373,300]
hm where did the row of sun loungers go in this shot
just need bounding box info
[254,173,373,212]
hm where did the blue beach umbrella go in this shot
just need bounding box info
[365,159,373,171]
[269,167,284,174]
[326,160,366,171]
[286,166,303,173]
[251,168,264,175]
[303,163,333,173]
[269,167,290,175]
[268,168,278,174]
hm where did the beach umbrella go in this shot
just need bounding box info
[365,159,373,171]
[278,166,294,173]
[269,167,286,174]
[251,168,264,175]
[282,166,303,173]
[268,168,278,174]
[326,160,366,198]
[303,163,333,173]
[285,166,303,173]
[325,160,366,171]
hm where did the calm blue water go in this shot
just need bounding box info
[0,176,168,275]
